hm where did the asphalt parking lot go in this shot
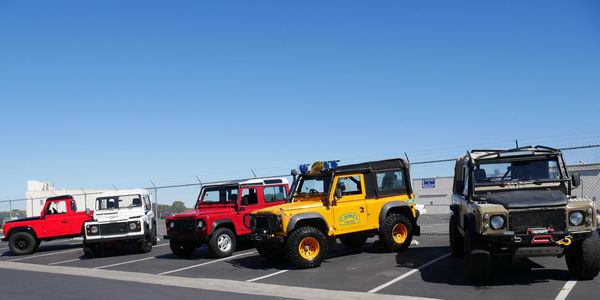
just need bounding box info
[0,222,597,300]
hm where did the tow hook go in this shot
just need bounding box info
[555,236,572,247]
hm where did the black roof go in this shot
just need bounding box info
[336,158,408,173]
[46,195,74,201]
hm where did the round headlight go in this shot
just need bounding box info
[197,220,204,228]
[129,222,138,230]
[570,211,584,226]
[169,221,175,228]
[90,226,99,234]
[490,215,505,230]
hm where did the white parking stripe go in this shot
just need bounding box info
[555,280,577,300]
[246,269,290,282]
[158,251,257,275]
[49,258,81,266]
[6,248,82,262]
[94,256,155,269]
[368,253,451,293]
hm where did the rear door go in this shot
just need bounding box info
[331,174,368,234]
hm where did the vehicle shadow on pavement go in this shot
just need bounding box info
[416,255,571,286]
[153,240,256,260]
[226,255,292,271]
[1,243,82,257]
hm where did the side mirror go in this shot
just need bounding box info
[85,208,91,215]
[239,206,246,212]
[571,173,581,187]
[335,188,343,199]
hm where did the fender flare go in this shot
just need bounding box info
[286,213,329,233]
[210,218,234,235]
[6,226,38,240]
[379,201,411,223]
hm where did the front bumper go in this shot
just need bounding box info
[250,231,285,243]
[85,233,145,244]
[163,232,209,242]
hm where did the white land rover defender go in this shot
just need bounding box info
[83,189,157,257]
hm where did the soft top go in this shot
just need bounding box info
[46,195,74,201]
[336,158,408,174]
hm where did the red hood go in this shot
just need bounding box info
[168,205,236,220]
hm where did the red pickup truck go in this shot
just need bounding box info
[2,195,94,255]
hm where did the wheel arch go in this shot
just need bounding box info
[6,226,38,240]
[210,219,236,236]
[380,202,420,236]
[287,213,329,235]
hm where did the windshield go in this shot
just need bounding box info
[96,194,143,210]
[197,186,239,207]
[474,158,561,185]
[295,175,331,196]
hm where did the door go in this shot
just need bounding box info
[43,200,72,236]
[238,187,263,235]
[331,174,368,234]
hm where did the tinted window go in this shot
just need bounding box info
[242,188,259,205]
[474,159,560,184]
[376,171,406,194]
[263,186,287,202]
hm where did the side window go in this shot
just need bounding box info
[71,200,77,212]
[47,201,67,215]
[337,176,363,196]
[376,171,406,193]
[144,196,151,211]
[463,168,469,196]
[241,188,259,205]
[263,186,287,202]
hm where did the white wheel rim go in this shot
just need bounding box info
[217,234,231,252]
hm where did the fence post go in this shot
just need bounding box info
[9,199,12,220]
[151,181,158,218]
[81,189,88,211]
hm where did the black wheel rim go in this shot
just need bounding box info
[16,238,29,250]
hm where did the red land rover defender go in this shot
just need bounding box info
[2,195,94,255]
[165,177,289,258]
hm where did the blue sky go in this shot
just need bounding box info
[1,1,599,205]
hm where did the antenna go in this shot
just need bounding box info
[515,139,519,148]
[251,169,257,178]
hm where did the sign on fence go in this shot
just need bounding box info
[422,178,436,189]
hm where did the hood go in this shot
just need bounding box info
[170,207,236,219]
[254,200,324,214]
[94,208,145,222]
[476,190,567,209]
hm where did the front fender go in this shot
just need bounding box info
[286,213,329,233]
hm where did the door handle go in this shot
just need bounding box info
[360,207,364,213]
[61,221,68,224]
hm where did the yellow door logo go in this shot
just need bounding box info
[339,212,360,226]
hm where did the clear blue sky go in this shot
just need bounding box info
[1,1,599,204]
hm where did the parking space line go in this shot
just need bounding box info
[6,248,82,262]
[367,253,451,294]
[555,280,577,300]
[94,256,155,269]
[49,258,81,266]
[158,251,257,275]
[246,269,291,282]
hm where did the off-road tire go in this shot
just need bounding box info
[208,228,236,258]
[83,241,100,258]
[464,228,491,284]
[379,214,413,252]
[565,230,600,280]
[339,234,368,248]
[449,215,464,258]
[169,240,196,257]
[286,226,328,269]
[256,242,286,260]
[8,232,37,256]
[139,234,153,253]
[151,223,158,245]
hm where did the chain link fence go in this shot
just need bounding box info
[1,144,599,237]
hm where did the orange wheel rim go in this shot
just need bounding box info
[298,237,320,260]
[392,224,408,244]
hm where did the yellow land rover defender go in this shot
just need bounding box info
[245,159,420,269]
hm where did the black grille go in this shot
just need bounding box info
[172,219,196,233]
[99,223,129,235]
[508,209,566,233]
[254,214,280,231]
